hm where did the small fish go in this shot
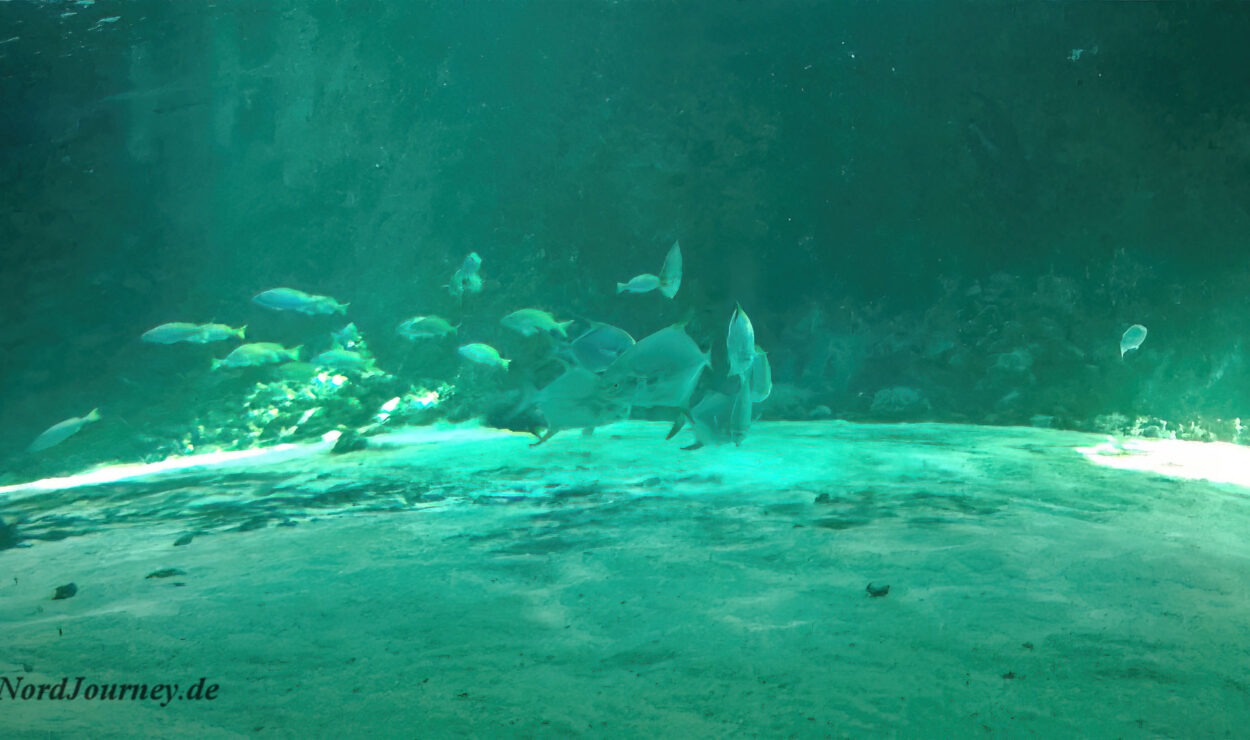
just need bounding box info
[188,323,246,344]
[448,252,484,297]
[397,315,458,339]
[314,348,377,374]
[501,309,574,338]
[748,346,772,403]
[459,343,510,370]
[141,322,202,344]
[211,342,302,370]
[276,361,319,382]
[726,304,756,377]
[28,409,100,452]
[562,322,635,373]
[1120,324,1148,358]
[330,322,362,349]
[659,240,682,299]
[253,288,348,316]
[616,274,660,294]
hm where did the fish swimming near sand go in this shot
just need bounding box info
[28,409,101,452]
[602,324,709,409]
[531,367,631,446]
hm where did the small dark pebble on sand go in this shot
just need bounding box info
[146,568,186,579]
[173,533,195,547]
[52,583,77,600]
[866,583,890,598]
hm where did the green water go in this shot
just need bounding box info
[3,2,1250,736]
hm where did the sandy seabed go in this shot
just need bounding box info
[1,421,1248,738]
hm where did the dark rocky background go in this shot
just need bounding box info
[4,1,1250,478]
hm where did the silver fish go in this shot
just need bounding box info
[188,323,246,344]
[659,240,682,299]
[448,252,484,297]
[459,343,510,370]
[141,322,202,344]
[253,288,348,316]
[532,367,631,446]
[314,348,377,374]
[603,325,709,409]
[397,315,458,339]
[671,378,751,450]
[726,304,756,377]
[562,322,635,373]
[28,408,101,453]
[1120,324,1147,358]
[616,274,660,294]
[212,342,302,370]
[501,309,574,338]
[748,346,772,403]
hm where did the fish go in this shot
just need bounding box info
[726,303,756,377]
[602,325,709,409]
[531,367,631,445]
[659,240,682,299]
[141,322,202,344]
[330,322,362,349]
[397,315,458,339]
[27,408,100,452]
[561,322,635,373]
[670,377,751,450]
[188,323,246,344]
[253,288,348,316]
[211,342,302,370]
[748,345,772,403]
[501,309,574,338]
[727,378,752,445]
[314,348,377,374]
[616,274,660,294]
[448,252,484,297]
[1120,324,1148,358]
[459,343,510,370]
[276,361,319,382]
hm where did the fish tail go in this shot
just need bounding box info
[290,345,304,361]
[210,359,223,371]
[616,283,627,294]
[501,358,512,370]
[237,325,247,340]
[84,408,101,423]
[556,320,574,337]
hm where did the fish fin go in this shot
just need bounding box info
[238,325,247,340]
[529,429,557,447]
[556,319,574,337]
[501,358,512,370]
[84,408,101,423]
[665,415,685,440]
[292,345,304,361]
[210,359,223,371]
[681,441,704,451]
[616,283,627,294]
